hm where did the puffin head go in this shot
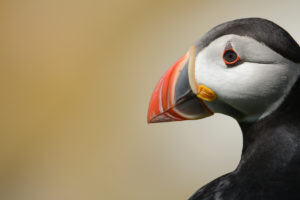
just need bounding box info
[148,18,300,123]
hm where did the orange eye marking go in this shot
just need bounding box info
[223,46,240,66]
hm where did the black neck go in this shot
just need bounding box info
[237,80,300,178]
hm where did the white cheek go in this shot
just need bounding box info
[258,62,300,119]
[195,50,300,121]
[219,63,295,104]
[195,45,224,89]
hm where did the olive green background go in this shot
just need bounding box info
[1,0,299,199]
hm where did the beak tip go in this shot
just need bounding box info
[147,114,152,124]
[147,111,161,124]
[147,110,182,124]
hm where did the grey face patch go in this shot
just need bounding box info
[195,18,300,63]
[225,42,233,51]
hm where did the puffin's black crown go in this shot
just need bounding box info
[195,18,300,63]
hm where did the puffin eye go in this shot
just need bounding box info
[223,49,240,66]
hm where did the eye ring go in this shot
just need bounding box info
[223,49,240,66]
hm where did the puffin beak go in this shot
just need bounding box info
[147,46,215,123]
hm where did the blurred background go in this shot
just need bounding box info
[1,0,300,199]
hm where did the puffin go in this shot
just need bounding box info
[147,18,300,200]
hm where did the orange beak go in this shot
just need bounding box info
[147,46,214,123]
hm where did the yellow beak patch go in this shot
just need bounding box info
[197,85,217,101]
